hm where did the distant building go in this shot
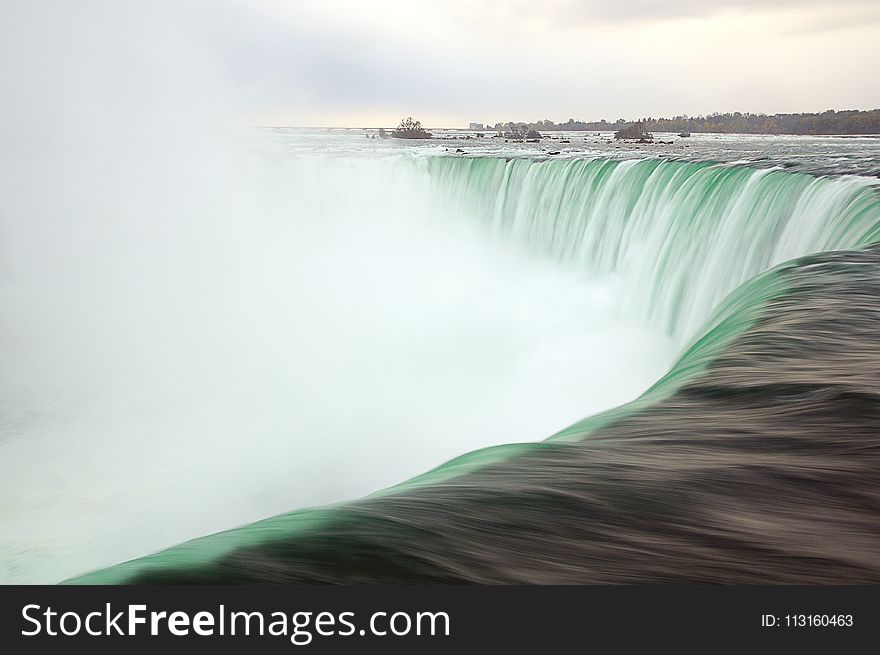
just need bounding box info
[468,122,484,130]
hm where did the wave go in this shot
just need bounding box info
[67,156,880,583]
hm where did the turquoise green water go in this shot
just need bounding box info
[428,157,880,338]
[68,155,880,584]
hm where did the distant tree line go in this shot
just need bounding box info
[493,110,880,135]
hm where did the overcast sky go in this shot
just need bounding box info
[3,0,880,128]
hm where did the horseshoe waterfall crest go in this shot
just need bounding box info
[427,156,880,338]
[67,153,880,584]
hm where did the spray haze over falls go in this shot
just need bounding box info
[3,132,880,583]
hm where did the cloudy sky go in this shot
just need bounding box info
[3,0,880,128]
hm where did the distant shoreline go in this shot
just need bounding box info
[260,126,880,138]
[479,110,880,137]
[261,108,880,136]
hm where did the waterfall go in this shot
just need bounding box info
[426,156,880,339]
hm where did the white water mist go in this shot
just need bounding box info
[0,0,680,579]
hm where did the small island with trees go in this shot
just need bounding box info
[614,121,652,141]
[391,117,432,139]
[488,122,544,140]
